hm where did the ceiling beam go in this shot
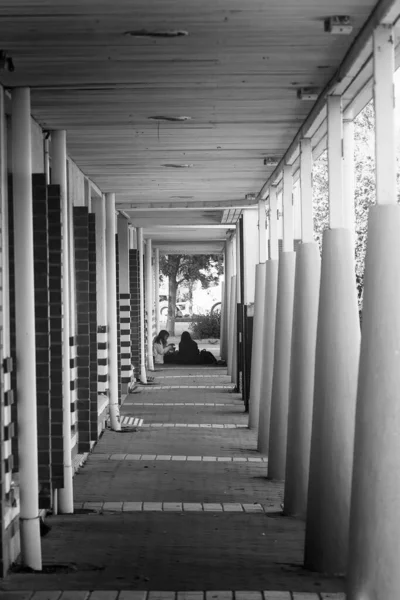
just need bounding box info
[118,200,257,211]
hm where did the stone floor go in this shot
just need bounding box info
[0,365,345,598]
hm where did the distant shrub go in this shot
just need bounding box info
[190,311,221,339]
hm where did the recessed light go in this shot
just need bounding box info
[148,116,192,122]
[162,164,194,168]
[125,29,189,38]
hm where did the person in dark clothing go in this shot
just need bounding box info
[178,331,200,365]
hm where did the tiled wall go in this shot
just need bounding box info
[47,184,65,491]
[32,174,52,508]
[129,249,141,376]
[115,236,121,402]
[73,207,91,452]
[88,214,98,443]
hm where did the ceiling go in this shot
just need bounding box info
[0,0,381,252]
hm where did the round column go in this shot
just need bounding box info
[105,193,121,431]
[248,262,266,430]
[257,259,278,454]
[304,228,360,574]
[284,242,320,517]
[268,251,296,479]
[137,228,147,383]
[12,87,42,569]
[348,205,400,598]
[145,239,154,371]
[52,130,74,513]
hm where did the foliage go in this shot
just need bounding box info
[312,101,378,309]
[190,311,221,339]
[159,254,223,289]
[159,254,223,334]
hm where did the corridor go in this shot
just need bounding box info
[0,367,343,597]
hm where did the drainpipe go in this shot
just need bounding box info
[51,130,74,513]
[12,87,42,569]
[145,238,154,371]
[105,192,121,431]
[154,248,160,335]
[137,228,147,383]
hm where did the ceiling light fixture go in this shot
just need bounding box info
[125,29,189,38]
[324,16,353,35]
[148,116,192,122]
[263,156,281,166]
[297,87,319,101]
[162,163,194,168]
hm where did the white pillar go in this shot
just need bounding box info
[228,275,237,380]
[137,228,147,383]
[268,165,296,479]
[284,138,320,518]
[258,199,267,263]
[347,24,399,600]
[51,130,74,514]
[154,247,160,335]
[145,239,155,371]
[105,193,121,431]
[248,262,266,430]
[12,87,42,569]
[242,208,258,305]
[304,95,360,574]
[92,196,108,395]
[225,240,233,373]
[257,187,279,454]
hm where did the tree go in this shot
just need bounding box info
[159,254,223,335]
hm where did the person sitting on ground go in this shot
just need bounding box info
[153,330,175,365]
[178,330,200,365]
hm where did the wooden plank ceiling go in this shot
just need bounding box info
[0,0,379,252]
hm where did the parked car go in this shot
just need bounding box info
[159,295,190,318]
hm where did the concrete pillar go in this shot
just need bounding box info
[347,25,400,600]
[343,120,356,244]
[268,165,296,479]
[118,215,132,389]
[284,243,320,516]
[242,208,258,305]
[154,247,160,335]
[225,239,234,373]
[92,196,108,395]
[248,262,266,430]
[12,87,42,569]
[284,138,320,518]
[228,275,237,381]
[137,228,147,383]
[105,193,121,431]
[257,186,279,454]
[145,239,154,371]
[51,130,74,514]
[304,96,360,574]
[258,199,267,263]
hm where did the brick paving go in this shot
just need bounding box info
[0,366,345,596]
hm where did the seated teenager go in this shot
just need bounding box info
[178,331,200,365]
[153,330,175,365]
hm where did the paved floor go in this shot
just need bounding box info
[0,365,345,597]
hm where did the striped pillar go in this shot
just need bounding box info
[69,337,78,448]
[120,293,133,390]
[97,325,108,394]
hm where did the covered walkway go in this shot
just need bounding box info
[0,366,343,596]
[1,1,400,598]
